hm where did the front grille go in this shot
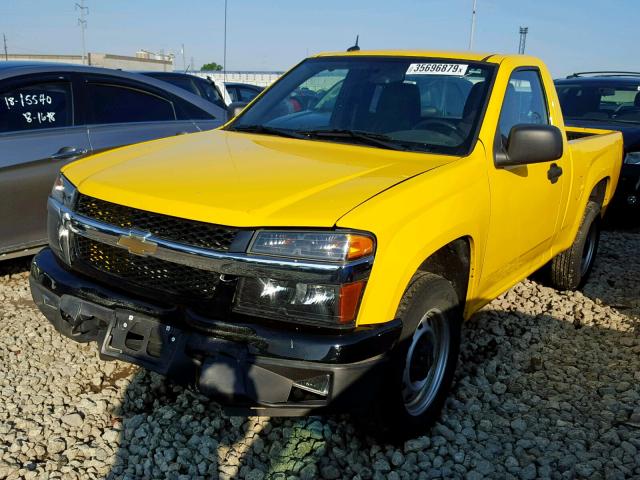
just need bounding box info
[75,194,239,251]
[75,236,221,299]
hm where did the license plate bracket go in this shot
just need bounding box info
[100,310,183,374]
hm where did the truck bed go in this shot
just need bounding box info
[566,126,617,141]
[555,126,623,252]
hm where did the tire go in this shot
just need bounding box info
[549,201,601,291]
[365,272,462,441]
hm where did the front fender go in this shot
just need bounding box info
[337,147,490,326]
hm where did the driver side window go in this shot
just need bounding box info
[498,69,549,141]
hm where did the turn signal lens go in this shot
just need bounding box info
[338,280,366,323]
[346,234,374,261]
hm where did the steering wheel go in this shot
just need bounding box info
[612,103,637,116]
[413,119,466,143]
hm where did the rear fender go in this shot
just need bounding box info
[555,132,622,253]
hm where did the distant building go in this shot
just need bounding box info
[192,71,283,88]
[2,51,174,71]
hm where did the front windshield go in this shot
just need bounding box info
[556,82,640,124]
[228,56,496,155]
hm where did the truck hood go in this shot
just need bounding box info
[63,130,455,227]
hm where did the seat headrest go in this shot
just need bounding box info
[368,82,421,132]
[377,82,420,115]
[463,81,487,119]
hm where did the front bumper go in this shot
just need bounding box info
[30,248,401,415]
[611,164,640,213]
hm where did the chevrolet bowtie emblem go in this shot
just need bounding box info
[116,234,158,256]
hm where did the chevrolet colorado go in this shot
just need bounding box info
[30,51,623,437]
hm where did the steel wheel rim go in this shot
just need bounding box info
[581,222,597,276]
[401,308,450,417]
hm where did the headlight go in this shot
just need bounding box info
[233,277,366,326]
[248,230,374,262]
[625,152,640,165]
[51,173,77,208]
[48,174,77,265]
[237,230,374,326]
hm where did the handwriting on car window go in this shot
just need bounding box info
[4,93,54,109]
[3,92,59,126]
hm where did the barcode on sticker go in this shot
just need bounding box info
[406,63,469,76]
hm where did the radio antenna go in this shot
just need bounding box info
[347,35,360,52]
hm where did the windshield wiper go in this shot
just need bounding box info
[298,129,409,151]
[230,124,307,139]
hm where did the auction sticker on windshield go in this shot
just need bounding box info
[406,63,469,76]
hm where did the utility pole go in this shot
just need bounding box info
[75,0,88,64]
[181,44,186,72]
[518,26,528,54]
[468,0,477,50]
[223,0,228,83]
[3,34,7,61]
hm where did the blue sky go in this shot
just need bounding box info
[3,0,638,77]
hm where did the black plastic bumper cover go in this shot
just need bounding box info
[30,248,401,415]
[611,164,640,212]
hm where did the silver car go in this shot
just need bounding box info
[0,62,226,260]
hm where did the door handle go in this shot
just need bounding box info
[50,146,88,161]
[547,163,563,184]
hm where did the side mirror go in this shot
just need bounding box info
[227,101,249,120]
[495,124,563,167]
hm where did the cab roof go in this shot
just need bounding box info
[312,50,504,63]
[555,75,640,86]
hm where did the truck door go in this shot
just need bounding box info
[481,68,566,291]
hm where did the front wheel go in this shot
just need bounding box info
[549,201,601,290]
[366,272,462,441]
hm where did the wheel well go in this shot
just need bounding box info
[416,237,471,305]
[589,177,609,209]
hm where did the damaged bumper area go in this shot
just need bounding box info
[30,248,401,415]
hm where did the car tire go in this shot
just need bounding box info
[549,200,600,291]
[365,272,462,441]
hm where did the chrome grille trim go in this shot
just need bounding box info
[75,194,239,251]
[55,201,373,284]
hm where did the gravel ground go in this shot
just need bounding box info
[0,229,638,480]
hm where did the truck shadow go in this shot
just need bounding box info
[581,230,640,322]
[0,256,32,277]
[105,279,640,479]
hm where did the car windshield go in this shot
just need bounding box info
[556,82,640,124]
[228,56,496,155]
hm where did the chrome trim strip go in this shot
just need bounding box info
[55,200,373,283]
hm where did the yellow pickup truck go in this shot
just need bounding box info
[30,51,622,438]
